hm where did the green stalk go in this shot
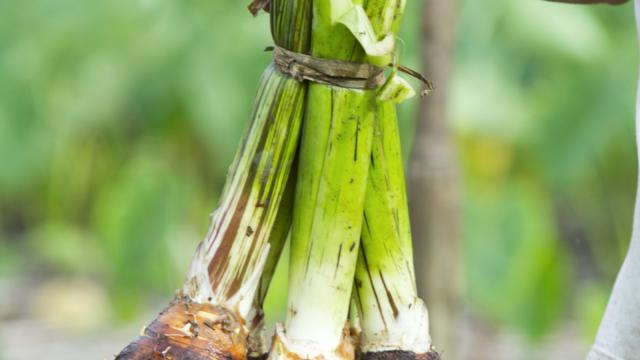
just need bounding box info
[268,0,436,357]
[277,85,376,357]
[353,102,434,358]
[353,0,438,359]
[269,1,396,358]
[247,167,295,359]
[182,64,303,314]
[115,1,311,358]
[182,0,311,316]
[116,64,303,360]
[352,0,436,357]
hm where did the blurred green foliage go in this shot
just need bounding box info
[0,0,637,344]
[451,0,637,339]
[0,0,274,320]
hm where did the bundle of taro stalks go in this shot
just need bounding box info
[116,0,439,359]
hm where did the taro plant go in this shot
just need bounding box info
[115,0,438,359]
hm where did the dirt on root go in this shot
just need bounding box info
[115,298,247,360]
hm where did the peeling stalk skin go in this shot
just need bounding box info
[247,170,296,358]
[255,171,295,306]
[184,0,311,314]
[183,64,304,314]
[116,63,303,360]
[116,298,247,360]
[116,0,311,356]
[245,0,313,357]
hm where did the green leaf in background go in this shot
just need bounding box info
[453,0,636,340]
[462,136,570,338]
[93,146,189,319]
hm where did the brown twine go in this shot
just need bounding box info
[271,46,386,90]
[249,0,432,93]
[398,64,434,96]
[269,46,433,94]
[248,0,270,17]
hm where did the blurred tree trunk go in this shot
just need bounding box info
[408,0,460,358]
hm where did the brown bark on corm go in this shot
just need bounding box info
[115,297,247,360]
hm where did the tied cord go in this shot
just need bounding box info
[248,0,269,16]
[271,46,386,90]
[269,46,433,94]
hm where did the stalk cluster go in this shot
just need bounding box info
[115,1,438,359]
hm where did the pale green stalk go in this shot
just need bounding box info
[282,86,375,353]
[269,1,396,358]
[346,0,434,356]
[242,1,313,355]
[353,102,432,355]
[351,0,435,356]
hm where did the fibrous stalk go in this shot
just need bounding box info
[350,0,436,357]
[269,0,438,357]
[115,0,311,358]
[272,85,376,359]
[353,102,437,360]
[182,64,303,317]
[268,0,400,359]
[247,169,295,359]
[116,63,304,360]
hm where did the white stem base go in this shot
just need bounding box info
[183,237,270,319]
[268,323,356,360]
[359,297,431,354]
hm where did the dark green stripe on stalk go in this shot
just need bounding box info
[117,0,313,358]
[279,0,387,354]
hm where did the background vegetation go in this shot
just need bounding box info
[0,0,637,357]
